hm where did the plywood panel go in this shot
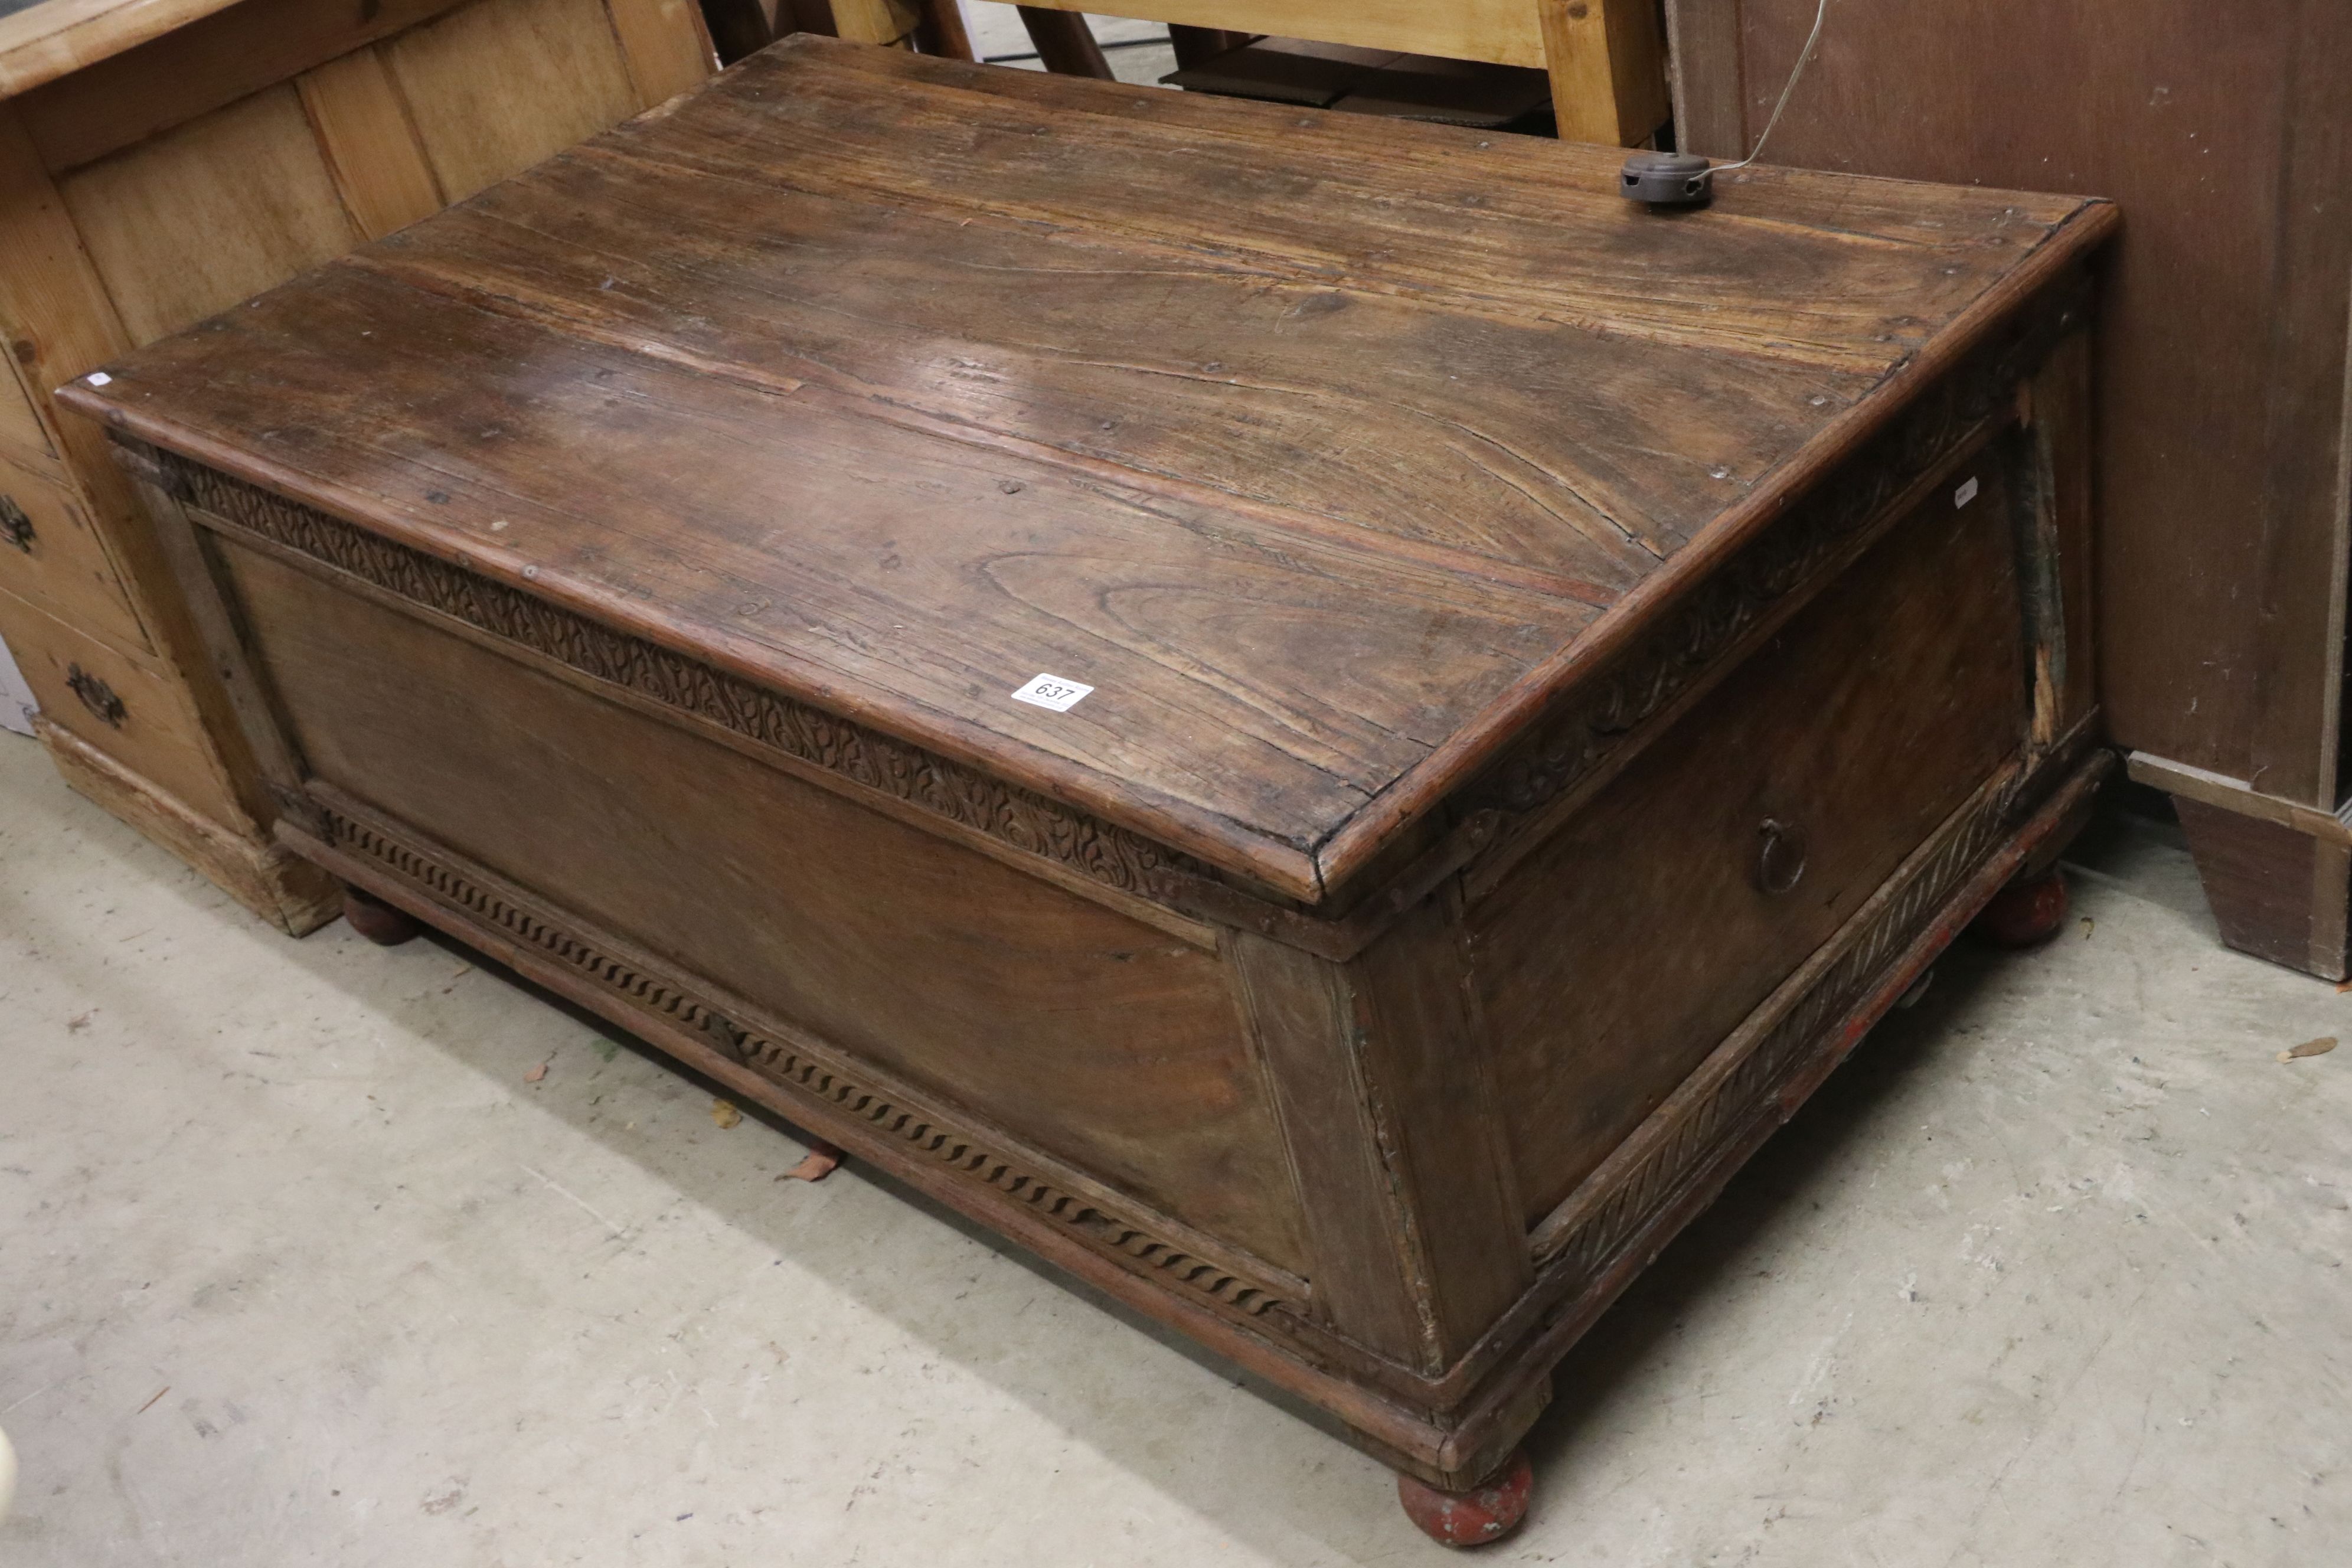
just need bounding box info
[60,85,360,345]
[387,0,642,203]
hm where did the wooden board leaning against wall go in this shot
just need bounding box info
[1661,0,2352,980]
[0,0,715,931]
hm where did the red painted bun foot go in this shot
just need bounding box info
[343,886,422,947]
[1396,1449,1533,1548]
[1972,867,2069,948]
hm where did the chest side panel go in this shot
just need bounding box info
[1474,445,2028,1224]
[215,535,1310,1278]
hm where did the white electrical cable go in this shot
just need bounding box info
[1713,0,1830,174]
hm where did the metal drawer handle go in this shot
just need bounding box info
[66,664,126,727]
[1,495,30,553]
[1756,817,1807,896]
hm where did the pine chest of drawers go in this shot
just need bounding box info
[58,37,2113,1540]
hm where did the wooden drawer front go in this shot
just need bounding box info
[0,585,245,825]
[214,536,1311,1276]
[1476,452,2028,1224]
[0,463,149,649]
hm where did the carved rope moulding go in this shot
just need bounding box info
[315,801,1301,1323]
[176,463,1214,907]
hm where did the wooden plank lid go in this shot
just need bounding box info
[57,36,2113,903]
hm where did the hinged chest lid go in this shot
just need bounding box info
[59,36,2112,904]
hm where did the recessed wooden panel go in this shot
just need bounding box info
[1478,453,2028,1223]
[220,537,1310,1272]
[386,0,642,203]
[0,583,245,823]
[0,460,149,649]
[58,84,360,345]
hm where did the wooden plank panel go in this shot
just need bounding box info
[59,85,360,345]
[1012,0,1544,69]
[361,156,1864,584]
[667,43,2087,376]
[2246,0,2352,806]
[295,45,447,241]
[1661,0,1746,158]
[386,0,642,202]
[601,0,717,105]
[13,0,469,175]
[0,459,151,648]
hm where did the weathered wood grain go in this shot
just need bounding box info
[58,37,2111,903]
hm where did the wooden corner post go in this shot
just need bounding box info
[1540,0,1670,146]
[1233,886,1533,1419]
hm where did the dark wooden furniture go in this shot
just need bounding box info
[62,38,2111,1541]
[1664,2,2352,980]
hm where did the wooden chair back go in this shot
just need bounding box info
[1012,0,1667,145]
[707,0,1665,146]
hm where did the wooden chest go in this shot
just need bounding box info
[59,38,2113,1537]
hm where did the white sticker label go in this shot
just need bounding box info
[1954,475,1980,509]
[84,371,111,387]
[1011,674,1092,713]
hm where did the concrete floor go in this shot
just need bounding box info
[2,725,2347,1567]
